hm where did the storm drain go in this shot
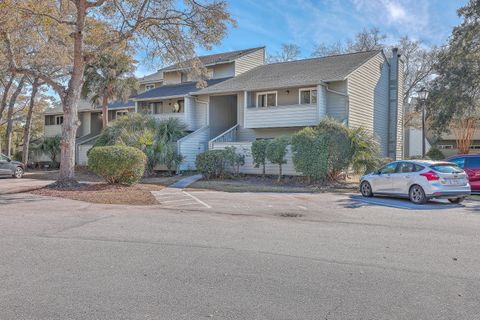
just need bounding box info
[277,213,304,218]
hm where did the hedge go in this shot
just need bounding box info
[88,145,146,185]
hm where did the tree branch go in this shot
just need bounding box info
[18,7,76,26]
[1,32,67,99]
[86,0,108,8]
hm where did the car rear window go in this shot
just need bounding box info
[430,163,464,173]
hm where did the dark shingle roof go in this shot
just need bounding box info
[160,47,264,72]
[107,100,136,110]
[196,50,382,94]
[132,77,231,101]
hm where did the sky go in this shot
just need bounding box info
[136,0,468,77]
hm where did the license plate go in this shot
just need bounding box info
[446,179,461,185]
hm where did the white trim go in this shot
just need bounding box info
[256,91,277,108]
[298,87,317,104]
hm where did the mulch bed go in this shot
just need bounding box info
[31,183,164,205]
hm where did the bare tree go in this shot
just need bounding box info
[267,43,301,63]
[1,0,234,187]
[312,27,386,58]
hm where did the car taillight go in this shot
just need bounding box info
[420,171,440,181]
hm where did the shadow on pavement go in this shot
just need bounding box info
[338,195,465,211]
[0,194,46,205]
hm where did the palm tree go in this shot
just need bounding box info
[82,52,137,128]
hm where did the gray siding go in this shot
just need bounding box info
[211,142,299,175]
[212,63,235,78]
[177,126,210,171]
[347,52,390,156]
[209,95,237,137]
[234,48,265,76]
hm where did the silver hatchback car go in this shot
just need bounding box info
[360,160,471,204]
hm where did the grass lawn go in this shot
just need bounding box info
[189,175,358,193]
[31,183,164,205]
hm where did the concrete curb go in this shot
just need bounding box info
[169,174,203,189]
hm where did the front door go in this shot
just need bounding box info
[392,162,416,195]
[372,162,398,193]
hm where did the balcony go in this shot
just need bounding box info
[244,104,319,129]
[152,112,186,124]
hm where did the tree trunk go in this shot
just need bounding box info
[0,73,15,122]
[56,0,87,186]
[102,95,108,128]
[277,164,282,182]
[22,77,39,167]
[262,163,266,178]
[5,75,26,157]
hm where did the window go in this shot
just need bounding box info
[55,116,63,125]
[0,153,8,161]
[470,145,480,150]
[396,162,415,173]
[450,157,465,168]
[256,91,277,107]
[430,164,463,173]
[45,115,55,126]
[379,162,397,174]
[299,88,317,104]
[466,156,480,169]
[116,111,128,118]
[181,73,188,83]
[438,145,453,149]
[145,84,155,91]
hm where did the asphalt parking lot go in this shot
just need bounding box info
[1,179,480,319]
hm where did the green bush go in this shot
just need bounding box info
[291,127,329,181]
[251,139,270,177]
[195,149,228,179]
[266,136,290,182]
[88,145,146,185]
[224,146,245,176]
[349,127,382,175]
[91,114,186,175]
[316,118,352,178]
[426,147,445,160]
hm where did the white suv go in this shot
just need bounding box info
[360,160,471,204]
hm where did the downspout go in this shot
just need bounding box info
[319,81,350,126]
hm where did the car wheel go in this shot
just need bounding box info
[13,166,24,179]
[360,181,373,197]
[409,184,427,204]
[448,197,465,204]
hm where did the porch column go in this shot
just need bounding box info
[134,101,138,113]
[243,91,248,127]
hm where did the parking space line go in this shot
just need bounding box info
[182,191,212,209]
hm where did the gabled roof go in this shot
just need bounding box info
[132,77,232,101]
[160,47,265,72]
[195,50,382,94]
[139,71,164,84]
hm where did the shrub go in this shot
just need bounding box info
[291,127,329,181]
[195,149,228,179]
[88,145,146,185]
[266,136,290,182]
[224,146,245,176]
[162,146,184,176]
[349,127,382,175]
[251,139,270,177]
[316,118,352,178]
[92,114,186,175]
[426,147,445,160]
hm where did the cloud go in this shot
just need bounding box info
[384,2,407,21]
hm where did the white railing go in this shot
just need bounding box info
[244,104,318,129]
[208,124,239,149]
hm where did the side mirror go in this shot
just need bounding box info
[7,157,11,162]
